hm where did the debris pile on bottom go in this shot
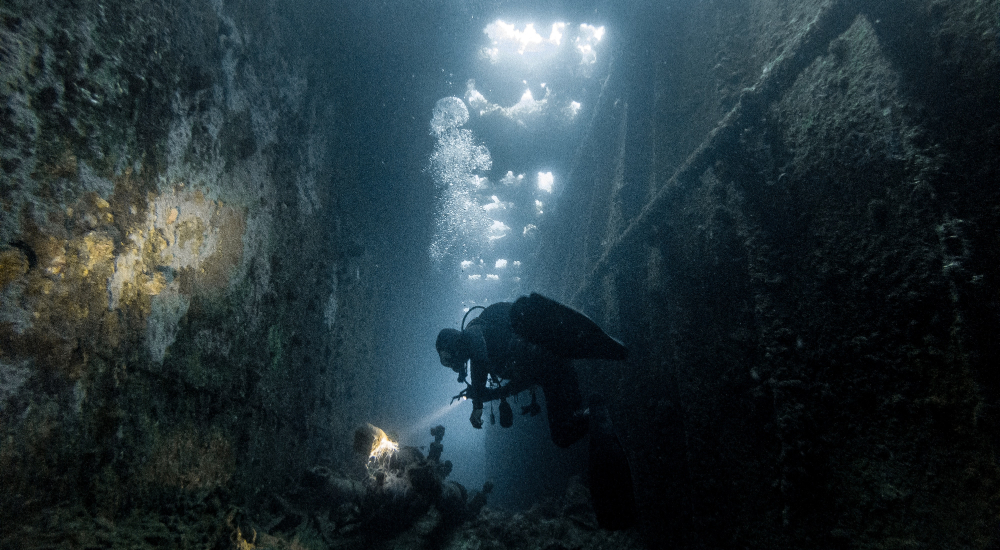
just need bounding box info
[1,424,646,550]
[283,423,485,538]
[235,423,646,549]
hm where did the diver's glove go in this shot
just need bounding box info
[470,407,484,429]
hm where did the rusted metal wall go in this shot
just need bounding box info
[538,0,1000,546]
[0,0,379,537]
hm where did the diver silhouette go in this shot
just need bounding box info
[435,292,636,529]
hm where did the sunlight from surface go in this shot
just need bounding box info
[537,172,554,193]
[500,171,524,186]
[465,79,590,127]
[481,19,606,74]
[488,220,511,241]
[508,88,546,118]
[483,20,567,62]
[482,195,506,212]
[575,24,605,67]
[467,85,490,114]
[428,17,610,314]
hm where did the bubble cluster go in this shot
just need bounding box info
[430,97,470,136]
[429,186,492,264]
[428,129,492,190]
[427,98,494,265]
[425,19,608,286]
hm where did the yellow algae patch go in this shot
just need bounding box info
[88,195,114,225]
[101,186,246,361]
[3,178,249,374]
[2,227,120,377]
[150,228,170,260]
[77,233,114,278]
[61,192,116,231]
[32,235,68,277]
[145,272,168,296]
[108,188,243,306]
[2,170,174,377]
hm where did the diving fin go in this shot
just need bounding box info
[588,395,637,530]
[510,293,628,361]
[499,398,513,428]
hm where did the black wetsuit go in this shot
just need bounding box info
[461,302,588,448]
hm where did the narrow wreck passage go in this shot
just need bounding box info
[2,0,1000,548]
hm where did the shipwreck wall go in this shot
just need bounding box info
[539,0,1000,547]
[3,0,1000,548]
[0,0,378,533]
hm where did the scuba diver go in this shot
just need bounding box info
[435,292,636,529]
[436,292,627,446]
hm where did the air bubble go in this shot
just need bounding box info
[430,97,470,136]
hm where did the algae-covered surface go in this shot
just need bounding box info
[1,0,375,543]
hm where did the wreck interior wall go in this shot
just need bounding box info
[549,0,1000,547]
[2,0,1000,547]
[0,0,380,533]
